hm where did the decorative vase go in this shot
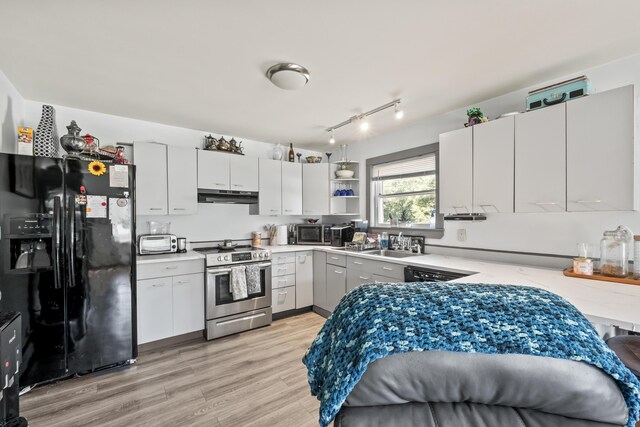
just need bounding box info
[272,143,283,160]
[33,105,59,158]
[60,120,87,157]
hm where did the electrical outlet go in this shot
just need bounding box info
[457,229,466,242]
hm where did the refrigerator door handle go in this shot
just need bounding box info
[53,196,63,289]
[67,197,77,288]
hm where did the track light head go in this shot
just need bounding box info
[395,102,404,119]
[329,129,336,144]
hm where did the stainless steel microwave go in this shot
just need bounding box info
[138,234,178,255]
[296,224,332,245]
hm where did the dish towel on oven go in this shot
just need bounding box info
[302,282,640,427]
[230,266,247,300]
[245,264,262,294]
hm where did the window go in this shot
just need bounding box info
[370,152,437,228]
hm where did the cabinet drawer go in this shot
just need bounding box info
[272,286,296,313]
[347,269,372,293]
[346,256,404,281]
[272,253,296,265]
[372,274,401,284]
[326,253,346,267]
[272,263,296,277]
[272,274,296,289]
[137,259,204,280]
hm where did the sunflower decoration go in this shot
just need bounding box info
[88,161,107,176]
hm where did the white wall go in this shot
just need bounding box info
[343,53,640,257]
[23,101,322,242]
[0,69,24,153]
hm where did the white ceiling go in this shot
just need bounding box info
[2,1,640,147]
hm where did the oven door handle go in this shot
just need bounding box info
[207,262,271,275]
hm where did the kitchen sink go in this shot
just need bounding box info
[366,249,418,259]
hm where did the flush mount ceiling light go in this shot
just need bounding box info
[266,63,310,90]
[326,98,402,144]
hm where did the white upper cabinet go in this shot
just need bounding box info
[439,127,473,214]
[167,146,197,215]
[258,159,282,215]
[566,85,634,211]
[282,162,303,215]
[515,103,567,212]
[197,150,230,190]
[230,156,259,192]
[473,116,514,213]
[134,142,168,215]
[302,163,330,215]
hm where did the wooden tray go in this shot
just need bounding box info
[562,267,640,286]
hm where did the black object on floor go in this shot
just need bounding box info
[0,311,28,427]
[606,335,640,378]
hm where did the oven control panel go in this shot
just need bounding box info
[207,249,271,266]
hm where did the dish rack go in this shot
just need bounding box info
[345,242,380,252]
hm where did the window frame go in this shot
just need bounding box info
[366,143,443,236]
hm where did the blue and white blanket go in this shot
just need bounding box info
[302,282,640,427]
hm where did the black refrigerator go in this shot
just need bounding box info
[0,153,137,389]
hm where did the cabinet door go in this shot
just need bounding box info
[295,251,313,308]
[302,163,330,215]
[372,274,399,284]
[137,277,173,344]
[346,269,372,293]
[172,273,204,336]
[230,156,259,192]
[167,146,198,215]
[197,150,230,190]
[326,265,346,312]
[258,159,282,215]
[282,162,303,215]
[473,117,514,213]
[313,251,327,311]
[133,142,168,215]
[567,85,634,211]
[515,104,566,212]
[439,127,473,214]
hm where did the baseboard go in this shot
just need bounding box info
[273,306,313,321]
[312,306,331,319]
[138,330,205,353]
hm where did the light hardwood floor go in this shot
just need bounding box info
[20,312,326,427]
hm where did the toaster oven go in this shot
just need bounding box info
[138,234,178,255]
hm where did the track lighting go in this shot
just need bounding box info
[325,98,402,144]
[395,102,404,120]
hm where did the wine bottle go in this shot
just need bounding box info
[288,143,295,162]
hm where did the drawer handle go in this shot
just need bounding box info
[334,270,343,274]
[278,291,288,296]
[374,280,384,284]
[166,266,179,270]
[173,208,186,211]
[353,261,363,265]
[232,184,243,188]
[149,208,163,211]
[575,200,602,204]
[330,256,340,260]
[382,267,394,271]
[175,280,189,285]
[152,283,167,288]
[534,202,558,205]
[214,183,226,186]
[298,256,306,263]
[359,276,368,280]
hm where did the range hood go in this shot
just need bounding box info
[197,189,258,204]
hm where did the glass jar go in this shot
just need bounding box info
[599,226,632,277]
[380,232,389,249]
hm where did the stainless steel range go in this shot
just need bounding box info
[194,245,272,340]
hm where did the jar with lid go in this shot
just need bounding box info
[599,225,632,278]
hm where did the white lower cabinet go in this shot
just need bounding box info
[137,259,204,345]
[271,251,314,313]
[346,269,372,292]
[137,277,173,344]
[326,265,346,311]
[172,273,205,336]
[296,251,313,308]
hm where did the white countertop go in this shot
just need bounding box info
[136,250,205,265]
[261,244,640,331]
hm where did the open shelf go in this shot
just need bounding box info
[331,196,359,198]
[332,160,359,165]
[331,178,359,182]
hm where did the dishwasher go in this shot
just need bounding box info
[404,265,471,282]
